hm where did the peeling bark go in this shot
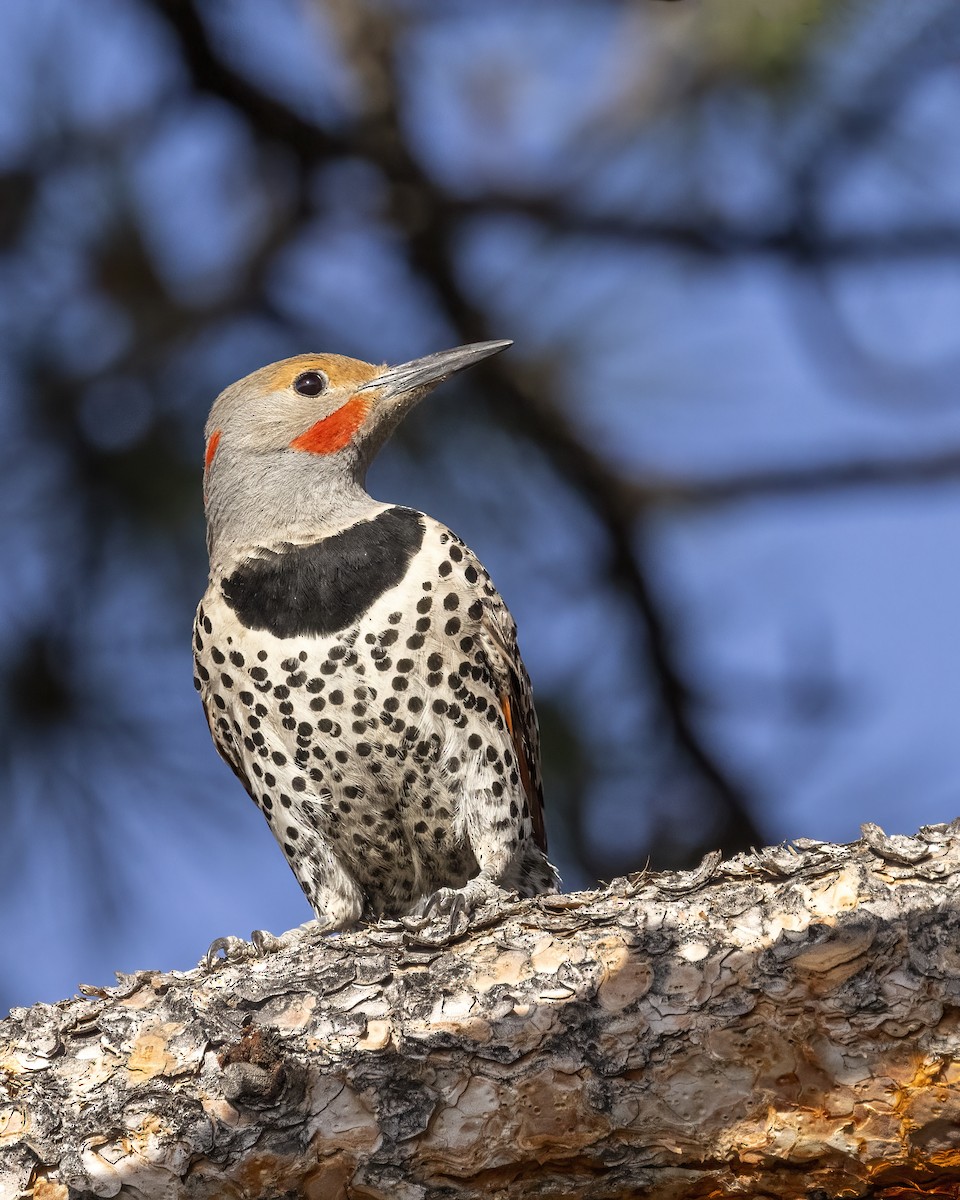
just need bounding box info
[4,822,960,1198]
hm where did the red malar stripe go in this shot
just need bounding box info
[290,396,371,455]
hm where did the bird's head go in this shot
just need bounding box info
[202,340,511,559]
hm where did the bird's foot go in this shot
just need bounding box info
[204,935,255,968]
[203,919,326,969]
[404,877,513,941]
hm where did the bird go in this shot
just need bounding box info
[194,340,559,959]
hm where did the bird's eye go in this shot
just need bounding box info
[293,371,327,397]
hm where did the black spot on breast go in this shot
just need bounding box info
[221,507,425,638]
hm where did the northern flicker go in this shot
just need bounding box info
[194,341,558,958]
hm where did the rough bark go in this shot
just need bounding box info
[3,822,960,1199]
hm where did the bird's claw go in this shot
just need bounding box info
[401,893,468,941]
[250,928,282,955]
[422,888,467,931]
[203,920,331,968]
[203,929,284,968]
[204,935,257,968]
[403,880,509,940]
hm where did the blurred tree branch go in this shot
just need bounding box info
[455,201,960,263]
[628,446,960,509]
[160,0,350,165]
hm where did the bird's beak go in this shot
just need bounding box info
[358,340,512,401]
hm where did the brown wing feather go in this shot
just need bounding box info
[481,608,548,854]
[499,686,547,852]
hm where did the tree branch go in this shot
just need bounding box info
[453,197,960,263]
[4,821,960,1196]
[629,446,960,508]
[152,0,349,164]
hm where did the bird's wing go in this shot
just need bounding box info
[198,682,253,794]
[477,600,548,853]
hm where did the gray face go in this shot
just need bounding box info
[204,352,386,458]
[201,342,512,563]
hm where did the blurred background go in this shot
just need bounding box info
[1,0,959,1011]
